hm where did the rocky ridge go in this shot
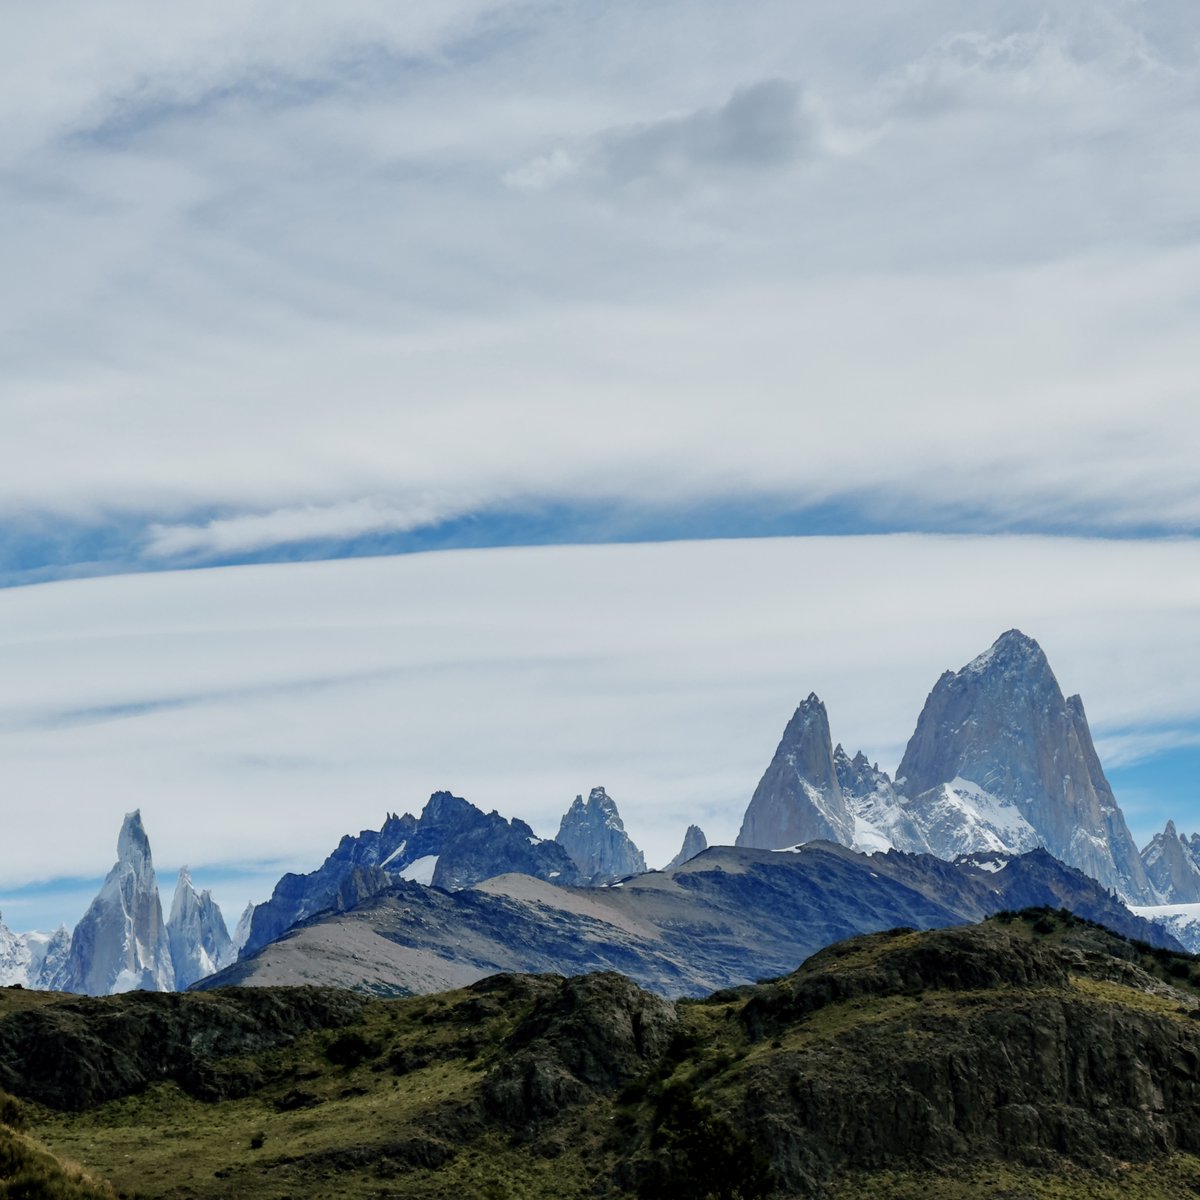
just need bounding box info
[554,787,647,884]
[665,824,707,869]
[56,811,175,996]
[167,867,235,991]
[197,842,1180,999]
[241,791,580,957]
[1141,821,1200,905]
[737,630,1161,905]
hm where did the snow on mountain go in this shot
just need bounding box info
[242,792,581,958]
[736,694,856,851]
[1129,903,1200,955]
[737,631,1157,906]
[167,866,234,990]
[554,787,647,884]
[833,746,931,856]
[0,912,31,986]
[57,810,175,995]
[895,630,1154,904]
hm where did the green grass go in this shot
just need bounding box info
[11,913,1200,1199]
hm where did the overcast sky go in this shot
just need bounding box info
[2,1,1198,931]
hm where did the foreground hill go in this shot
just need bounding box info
[6,911,1200,1198]
[197,843,1180,997]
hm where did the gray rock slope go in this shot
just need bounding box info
[897,630,1154,903]
[736,694,855,850]
[555,787,647,884]
[1140,821,1200,905]
[167,867,234,990]
[196,843,1179,999]
[242,791,580,957]
[57,810,174,995]
[666,824,707,869]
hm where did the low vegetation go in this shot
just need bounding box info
[4,910,1200,1198]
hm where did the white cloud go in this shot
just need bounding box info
[145,496,477,557]
[2,535,1200,927]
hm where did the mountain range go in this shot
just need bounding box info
[3,628,1197,996]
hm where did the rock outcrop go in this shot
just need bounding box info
[1140,820,1200,904]
[167,868,234,990]
[896,630,1154,902]
[554,788,647,884]
[57,811,174,995]
[665,824,707,869]
[833,746,931,855]
[736,694,855,850]
[242,793,580,957]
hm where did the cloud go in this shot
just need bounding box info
[507,78,811,192]
[3,535,1200,928]
[3,1,1200,568]
[145,496,477,558]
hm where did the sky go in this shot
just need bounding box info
[1,1,1198,932]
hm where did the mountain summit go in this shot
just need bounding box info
[736,694,855,850]
[58,810,175,995]
[896,629,1153,902]
[555,787,647,884]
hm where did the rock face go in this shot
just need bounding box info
[23,926,71,988]
[897,630,1154,903]
[0,913,30,987]
[242,793,580,957]
[167,868,234,990]
[554,788,647,884]
[666,825,707,869]
[58,811,175,996]
[736,694,856,850]
[834,746,931,855]
[0,986,365,1111]
[1140,821,1200,904]
[727,916,1200,1195]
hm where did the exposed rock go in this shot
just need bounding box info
[57,811,175,996]
[242,795,580,957]
[24,926,71,989]
[554,787,647,884]
[0,986,365,1111]
[482,971,677,1125]
[0,913,30,988]
[665,825,707,869]
[1141,820,1200,904]
[167,868,234,990]
[728,918,1200,1194]
[736,694,855,850]
[896,630,1154,903]
[834,746,932,855]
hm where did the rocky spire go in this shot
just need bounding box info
[736,694,855,850]
[666,825,708,869]
[167,866,234,990]
[58,810,175,995]
[896,630,1154,903]
[555,787,647,884]
[1140,821,1200,904]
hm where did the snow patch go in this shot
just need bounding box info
[399,855,439,886]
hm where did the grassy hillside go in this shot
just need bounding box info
[6,909,1200,1198]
